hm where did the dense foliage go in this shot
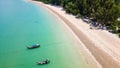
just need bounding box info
[34,0,120,37]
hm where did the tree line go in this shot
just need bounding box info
[34,0,120,37]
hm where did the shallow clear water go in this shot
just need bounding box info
[0,0,89,68]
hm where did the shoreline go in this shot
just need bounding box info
[29,0,120,68]
[29,1,101,68]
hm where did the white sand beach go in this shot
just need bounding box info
[28,0,120,68]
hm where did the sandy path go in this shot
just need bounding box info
[28,0,120,68]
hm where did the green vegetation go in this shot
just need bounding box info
[34,0,49,4]
[34,0,120,37]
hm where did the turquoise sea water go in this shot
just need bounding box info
[0,0,90,68]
